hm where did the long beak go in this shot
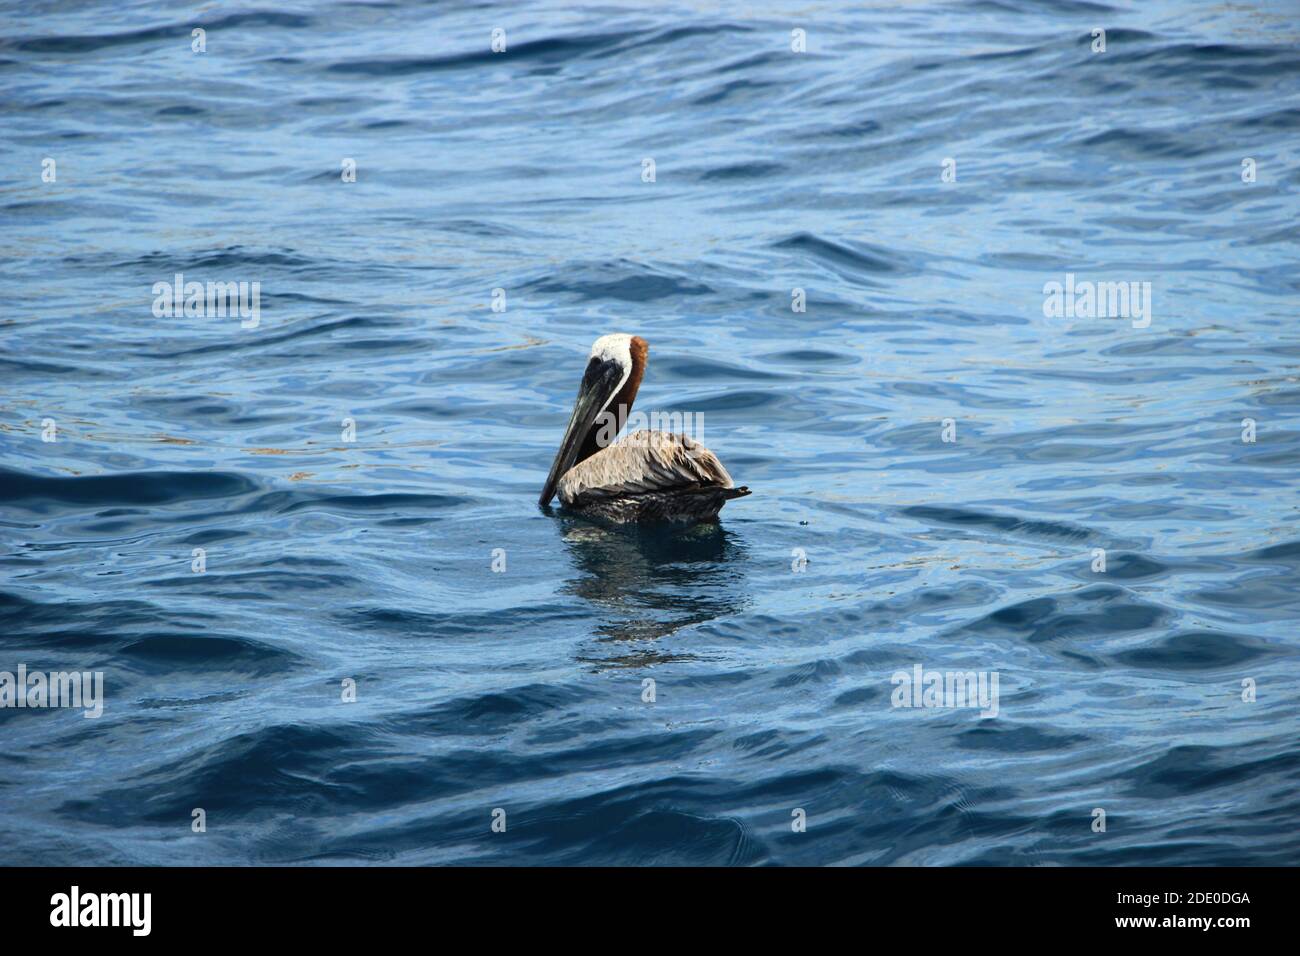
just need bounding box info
[539,358,623,507]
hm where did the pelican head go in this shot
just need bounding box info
[539,333,648,507]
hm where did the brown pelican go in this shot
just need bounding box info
[538,334,750,524]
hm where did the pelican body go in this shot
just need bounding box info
[539,334,750,524]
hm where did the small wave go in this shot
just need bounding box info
[957,724,1089,753]
[0,467,259,509]
[959,584,1169,647]
[522,260,712,302]
[278,492,473,517]
[2,12,312,55]
[1111,630,1278,671]
[119,632,300,677]
[698,161,786,181]
[902,505,1094,543]
[771,232,912,279]
[327,32,628,76]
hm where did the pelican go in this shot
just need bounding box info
[538,334,750,524]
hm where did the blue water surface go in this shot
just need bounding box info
[1,0,1299,865]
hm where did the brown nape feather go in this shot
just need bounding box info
[621,335,648,414]
[576,335,649,465]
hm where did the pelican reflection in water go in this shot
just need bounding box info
[559,518,751,661]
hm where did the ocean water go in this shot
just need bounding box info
[2,0,1298,866]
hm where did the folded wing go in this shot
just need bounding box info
[557,430,735,506]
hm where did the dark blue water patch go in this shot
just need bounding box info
[389,683,593,736]
[0,591,205,637]
[322,772,770,865]
[155,104,205,117]
[958,585,1169,647]
[1257,388,1300,407]
[477,796,761,866]
[129,393,304,429]
[697,161,787,181]
[334,603,590,640]
[771,658,843,688]
[1076,127,1223,160]
[56,723,372,824]
[325,32,631,76]
[902,505,1094,544]
[957,723,1090,753]
[0,12,313,55]
[150,314,412,359]
[0,199,80,219]
[0,355,114,378]
[1110,630,1277,671]
[1242,539,1300,566]
[521,260,713,302]
[681,388,785,413]
[652,353,788,382]
[0,467,259,509]
[701,49,787,78]
[753,768,1034,866]
[1114,41,1300,77]
[803,117,884,141]
[141,568,356,595]
[611,22,756,57]
[771,232,909,277]
[732,728,825,760]
[1065,551,1169,580]
[801,582,1006,640]
[878,381,1036,410]
[117,632,300,676]
[277,492,474,517]
[437,219,532,239]
[690,80,780,107]
[1230,106,1300,132]
[832,685,887,708]
[759,348,858,366]
[1110,742,1300,800]
[68,245,315,273]
[1190,568,1300,618]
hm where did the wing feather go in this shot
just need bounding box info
[557,430,734,505]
